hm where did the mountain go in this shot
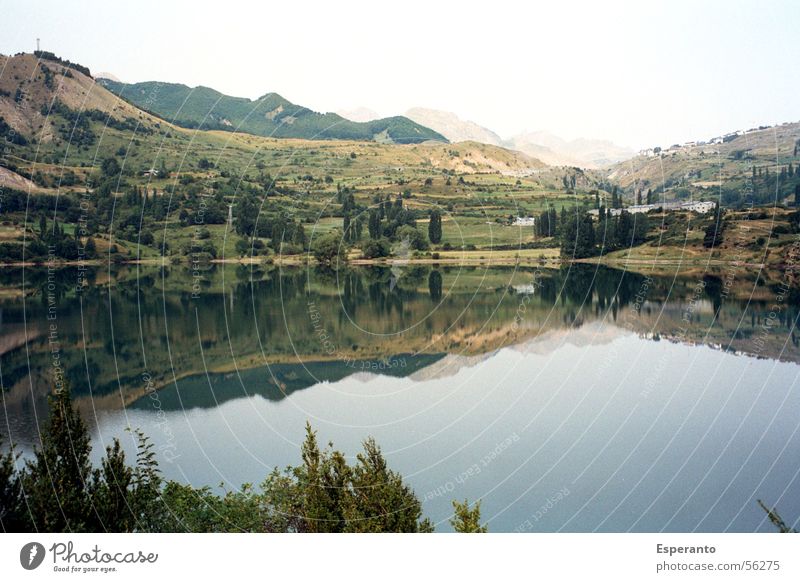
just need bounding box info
[404,107,504,146]
[99,79,446,144]
[505,131,635,169]
[606,121,800,205]
[0,52,163,142]
[403,108,633,168]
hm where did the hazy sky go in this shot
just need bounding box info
[2,0,798,149]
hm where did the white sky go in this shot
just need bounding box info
[2,0,798,149]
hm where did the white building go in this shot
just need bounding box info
[680,200,716,214]
[513,216,536,227]
[589,200,716,218]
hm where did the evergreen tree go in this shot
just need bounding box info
[22,383,97,532]
[614,210,633,247]
[293,423,350,532]
[450,499,487,533]
[703,207,725,248]
[0,435,24,532]
[611,186,620,209]
[343,212,352,242]
[95,440,134,531]
[368,209,381,240]
[428,209,442,244]
[343,437,429,532]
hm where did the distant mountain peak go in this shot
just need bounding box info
[405,107,504,146]
[403,108,634,168]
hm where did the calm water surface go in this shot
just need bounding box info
[2,264,799,531]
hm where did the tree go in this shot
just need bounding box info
[101,157,121,178]
[396,225,429,251]
[311,231,346,267]
[368,209,381,240]
[95,440,135,531]
[450,499,487,533]
[343,437,430,532]
[0,435,24,531]
[611,186,621,209]
[84,236,96,258]
[428,209,442,244]
[614,210,633,248]
[234,195,258,236]
[361,238,391,259]
[235,237,251,257]
[291,423,350,532]
[703,207,725,248]
[22,382,96,532]
[560,211,596,259]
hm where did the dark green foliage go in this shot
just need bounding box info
[44,101,148,148]
[368,209,381,239]
[342,437,428,532]
[311,231,346,266]
[0,116,27,145]
[101,156,121,177]
[361,238,392,259]
[161,423,432,533]
[0,436,24,532]
[100,80,446,144]
[428,270,443,301]
[560,211,596,258]
[703,207,725,248]
[428,209,442,244]
[396,224,429,251]
[535,206,558,238]
[2,383,163,532]
[35,51,92,77]
[21,384,96,531]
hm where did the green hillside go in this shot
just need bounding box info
[99,79,447,144]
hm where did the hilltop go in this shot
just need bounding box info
[403,108,634,169]
[0,52,164,141]
[405,108,504,147]
[608,121,800,206]
[99,78,446,144]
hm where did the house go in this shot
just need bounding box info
[513,216,536,227]
[142,168,160,178]
[588,200,716,219]
[680,201,716,214]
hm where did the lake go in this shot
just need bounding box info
[1,262,799,532]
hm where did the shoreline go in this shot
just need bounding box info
[0,254,774,271]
